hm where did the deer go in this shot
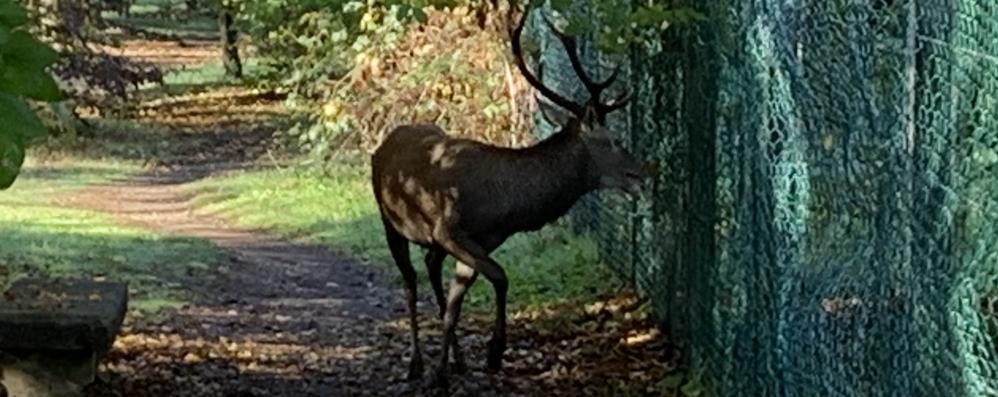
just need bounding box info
[370,4,655,388]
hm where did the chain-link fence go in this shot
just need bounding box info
[531,1,998,395]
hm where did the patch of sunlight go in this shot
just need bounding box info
[187,157,624,313]
[150,59,271,89]
[129,297,187,312]
[0,160,222,312]
[2,159,143,204]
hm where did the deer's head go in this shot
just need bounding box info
[510,9,655,196]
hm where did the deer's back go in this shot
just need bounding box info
[372,124,537,248]
[373,125,472,244]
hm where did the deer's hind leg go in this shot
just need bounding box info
[383,219,423,381]
[429,260,478,388]
[430,227,509,388]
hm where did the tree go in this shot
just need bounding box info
[220,0,242,78]
[0,0,62,189]
[22,0,162,108]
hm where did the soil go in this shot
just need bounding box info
[44,37,678,397]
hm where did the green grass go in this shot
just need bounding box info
[103,0,216,40]
[161,59,271,87]
[0,160,224,312]
[107,14,216,38]
[188,159,622,312]
[11,159,138,193]
[130,59,274,97]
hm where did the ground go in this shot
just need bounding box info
[2,32,681,397]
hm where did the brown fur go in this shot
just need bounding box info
[370,6,652,389]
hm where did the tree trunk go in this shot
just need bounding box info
[219,2,242,78]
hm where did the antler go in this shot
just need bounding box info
[541,17,632,120]
[509,9,585,117]
[508,5,631,123]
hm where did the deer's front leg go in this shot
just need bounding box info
[434,228,510,376]
[485,269,507,372]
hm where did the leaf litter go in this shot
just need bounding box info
[39,35,686,397]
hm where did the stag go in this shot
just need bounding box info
[371,6,653,388]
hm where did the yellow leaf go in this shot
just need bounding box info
[822,134,835,150]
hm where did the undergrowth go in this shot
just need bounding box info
[187,159,623,312]
[281,5,537,161]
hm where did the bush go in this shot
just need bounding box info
[282,5,537,159]
[238,0,701,161]
[23,0,163,107]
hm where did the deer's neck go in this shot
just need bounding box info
[499,133,596,229]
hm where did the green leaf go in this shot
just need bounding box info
[0,128,24,189]
[0,25,10,47]
[3,31,59,69]
[660,373,686,389]
[0,93,49,140]
[0,1,28,28]
[0,66,61,101]
[564,14,588,36]
[549,0,572,13]
[427,0,457,8]
[658,372,686,389]
[680,377,705,397]
[394,4,411,22]
[0,31,62,101]
[411,7,428,24]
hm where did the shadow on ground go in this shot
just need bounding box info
[86,281,677,397]
[21,33,682,396]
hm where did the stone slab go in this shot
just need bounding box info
[0,278,128,355]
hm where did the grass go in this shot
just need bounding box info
[107,14,216,38]
[188,158,623,312]
[0,159,224,312]
[161,59,271,87]
[103,0,217,40]
[129,58,274,98]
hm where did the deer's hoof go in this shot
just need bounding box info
[407,355,424,381]
[485,338,505,373]
[485,355,503,373]
[427,368,449,389]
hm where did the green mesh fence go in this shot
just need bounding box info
[531,1,998,395]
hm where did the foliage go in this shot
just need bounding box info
[232,0,451,95]
[284,6,536,158]
[0,0,62,189]
[237,0,698,81]
[235,0,699,160]
[188,160,623,312]
[22,0,163,106]
[537,0,703,54]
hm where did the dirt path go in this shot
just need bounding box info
[52,77,551,397]
[49,37,675,397]
[65,164,417,397]
[51,38,430,396]
[50,41,521,396]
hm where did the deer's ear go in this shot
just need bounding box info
[537,97,576,130]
